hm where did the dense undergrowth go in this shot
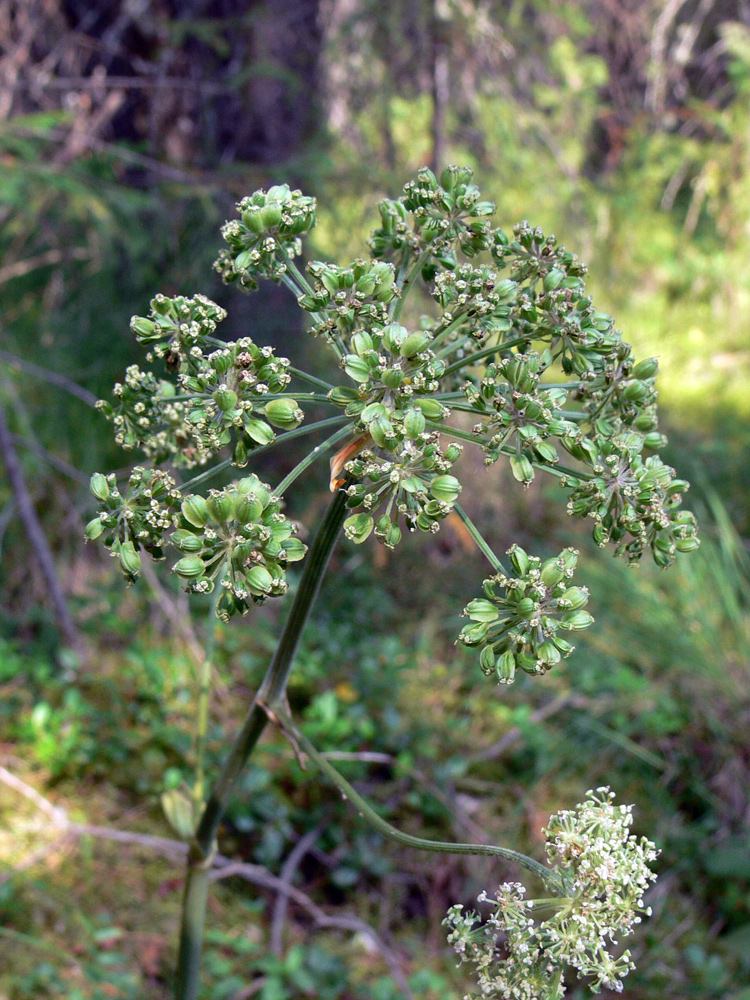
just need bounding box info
[2,487,750,999]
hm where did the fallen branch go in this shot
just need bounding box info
[270,823,324,956]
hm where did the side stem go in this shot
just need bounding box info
[277,708,561,890]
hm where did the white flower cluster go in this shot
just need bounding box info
[444,788,658,999]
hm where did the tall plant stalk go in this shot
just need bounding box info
[87,168,696,1000]
[174,486,349,1000]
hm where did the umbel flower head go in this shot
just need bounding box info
[458,546,593,683]
[173,475,306,621]
[89,166,698,626]
[85,468,182,581]
[444,788,659,999]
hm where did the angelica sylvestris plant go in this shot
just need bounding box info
[87,169,697,1000]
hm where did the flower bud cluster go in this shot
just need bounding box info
[444,788,658,999]
[99,291,298,468]
[85,468,182,581]
[432,264,517,342]
[561,435,699,565]
[458,546,593,683]
[464,351,571,475]
[333,320,446,414]
[175,337,299,462]
[342,433,463,546]
[214,184,317,291]
[492,220,588,286]
[400,166,496,258]
[130,294,227,371]
[298,259,396,343]
[173,475,306,621]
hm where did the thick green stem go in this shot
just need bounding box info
[277,709,562,890]
[175,850,212,1000]
[173,485,350,999]
[195,485,348,855]
[193,581,223,808]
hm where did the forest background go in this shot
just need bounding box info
[2,1,750,998]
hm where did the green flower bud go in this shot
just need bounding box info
[243,417,275,445]
[430,475,461,503]
[381,368,405,389]
[533,441,558,465]
[553,637,574,656]
[344,513,374,543]
[281,537,307,562]
[351,331,374,356]
[84,517,104,540]
[370,416,395,449]
[233,438,249,467]
[400,332,430,358]
[496,650,516,684]
[444,444,462,463]
[130,316,158,341]
[561,610,595,630]
[213,388,238,412]
[245,564,274,596]
[516,597,536,619]
[543,268,565,291]
[182,495,208,528]
[559,548,579,574]
[632,357,659,380]
[361,402,387,422]
[119,540,142,577]
[260,202,282,228]
[372,270,395,302]
[414,398,444,420]
[264,398,302,429]
[465,599,499,623]
[509,454,534,484]
[173,555,206,579]
[479,645,495,674]
[319,268,340,295]
[328,386,359,407]
[172,530,203,552]
[234,496,263,524]
[90,473,110,502]
[460,621,489,645]
[592,524,607,546]
[384,524,402,548]
[344,355,372,383]
[382,323,407,352]
[238,477,271,508]
[207,493,234,524]
[508,546,529,577]
[540,558,565,588]
[675,536,700,553]
[622,380,649,402]
[560,586,588,610]
[537,641,561,665]
[241,207,265,233]
[233,249,254,271]
[404,408,426,438]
